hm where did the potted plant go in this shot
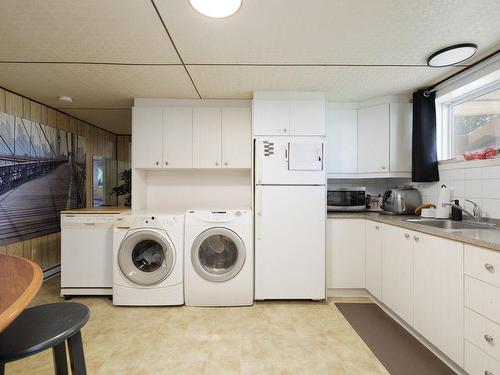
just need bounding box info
[112,169,131,207]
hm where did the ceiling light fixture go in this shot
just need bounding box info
[58,95,73,103]
[189,0,242,18]
[427,43,478,67]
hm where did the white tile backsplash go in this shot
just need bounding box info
[415,159,500,219]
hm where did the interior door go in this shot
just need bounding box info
[193,107,222,168]
[255,185,326,299]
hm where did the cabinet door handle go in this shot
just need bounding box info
[404,233,410,239]
[485,263,495,272]
[165,161,168,166]
[484,370,493,375]
[155,161,159,166]
[381,166,387,170]
[283,128,287,132]
[224,162,228,166]
[485,334,494,343]
[375,226,380,230]
[215,162,219,166]
[414,236,419,242]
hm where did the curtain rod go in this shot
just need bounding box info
[422,49,500,97]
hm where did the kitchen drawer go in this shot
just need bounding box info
[465,276,500,324]
[465,244,500,287]
[465,340,500,375]
[465,307,500,361]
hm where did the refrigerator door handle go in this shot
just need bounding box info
[256,141,263,184]
[256,189,262,240]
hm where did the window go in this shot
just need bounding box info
[439,85,500,160]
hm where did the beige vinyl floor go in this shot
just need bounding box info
[6,277,388,375]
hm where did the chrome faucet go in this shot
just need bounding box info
[442,199,482,222]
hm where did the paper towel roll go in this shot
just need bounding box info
[435,185,451,219]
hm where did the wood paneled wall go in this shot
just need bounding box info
[0,88,118,271]
[116,135,131,207]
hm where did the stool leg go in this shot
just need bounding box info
[67,331,87,375]
[52,342,69,375]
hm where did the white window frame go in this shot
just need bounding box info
[436,80,500,161]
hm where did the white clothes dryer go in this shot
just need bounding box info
[112,213,184,306]
[184,209,253,307]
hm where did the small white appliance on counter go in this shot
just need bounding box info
[254,136,326,300]
[184,209,253,307]
[112,212,184,306]
[61,213,116,297]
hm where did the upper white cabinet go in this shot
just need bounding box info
[132,106,163,169]
[253,97,326,136]
[252,99,290,135]
[381,224,414,325]
[365,220,383,300]
[193,107,222,169]
[163,106,193,168]
[326,108,357,174]
[357,104,390,174]
[326,219,365,289]
[289,100,326,135]
[222,107,252,168]
[390,103,412,172]
[413,233,464,366]
[132,102,251,170]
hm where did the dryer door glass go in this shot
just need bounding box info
[191,228,246,282]
[118,230,175,285]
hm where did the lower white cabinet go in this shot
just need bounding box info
[465,340,500,375]
[381,224,413,325]
[326,219,365,289]
[413,233,464,366]
[365,220,383,300]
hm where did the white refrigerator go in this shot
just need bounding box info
[254,136,326,300]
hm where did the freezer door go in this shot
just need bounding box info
[255,185,326,299]
[255,137,325,185]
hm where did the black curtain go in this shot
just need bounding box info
[412,90,440,182]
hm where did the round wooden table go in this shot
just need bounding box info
[0,254,43,333]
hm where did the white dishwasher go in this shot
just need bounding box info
[61,214,115,297]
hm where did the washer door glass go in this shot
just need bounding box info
[118,230,175,285]
[191,228,246,282]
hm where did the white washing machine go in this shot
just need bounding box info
[112,212,184,306]
[184,209,253,307]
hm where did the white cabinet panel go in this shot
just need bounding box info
[252,99,289,136]
[222,107,251,168]
[132,106,163,168]
[389,103,412,172]
[381,224,413,324]
[465,307,500,362]
[465,244,500,288]
[357,104,390,173]
[413,233,463,366]
[365,220,382,299]
[326,109,357,174]
[465,340,500,375]
[465,275,500,324]
[193,107,222,169]
[255,185,325,299]
[290,100,325,135]
[326,219,365,289]
[163,106,192,168]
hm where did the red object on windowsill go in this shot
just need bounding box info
[464,147,499,160]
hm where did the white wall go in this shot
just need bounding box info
[144,169,252,211]
[328,178,411,197]
[414,159,500,219]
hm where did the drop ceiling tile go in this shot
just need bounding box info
[0,63,198,108]
[0,0,180,63]
[187,65,463,101]
[156,0,500,65]
[61,108,132,135]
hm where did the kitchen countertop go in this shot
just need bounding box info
[61,206,130,214]
[328,211,500,252]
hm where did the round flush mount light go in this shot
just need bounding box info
[427,43,478,67]
[58,95,73,103]
[189,0,242,18]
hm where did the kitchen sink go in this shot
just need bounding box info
[405,218,497,231]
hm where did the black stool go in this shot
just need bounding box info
[0,302,89,375]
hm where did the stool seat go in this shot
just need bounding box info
[0,302,89,362]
